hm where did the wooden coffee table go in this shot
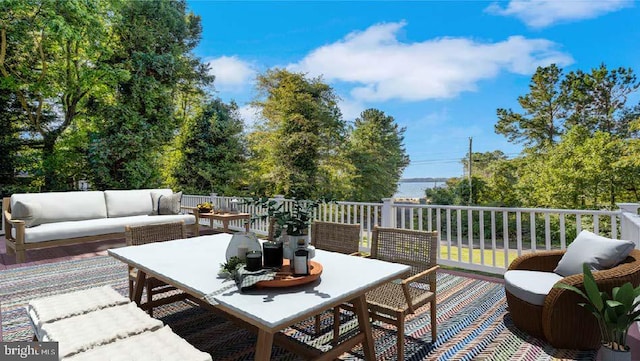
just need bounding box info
[198,212,250,233]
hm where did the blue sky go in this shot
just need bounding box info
[187,0,639,179]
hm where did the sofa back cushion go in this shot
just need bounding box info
[11,191,107,226]
[104,189,173,218]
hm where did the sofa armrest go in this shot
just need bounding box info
[180,205,198,213]
[180,206,200,236]
[508,250,565,272]
[4,213,25,245]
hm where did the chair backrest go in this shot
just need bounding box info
[371,226,438,286]
[311,221,361,254]
[125,221,187,246]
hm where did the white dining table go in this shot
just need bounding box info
[108,233,410,361]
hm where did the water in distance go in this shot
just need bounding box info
[394,181,445,199]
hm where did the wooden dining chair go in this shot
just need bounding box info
[334,226,439,361]
[125,221,188,316]
[310,221,362,335]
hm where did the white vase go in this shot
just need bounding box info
[600,344,631,361]
[225,231,261,261]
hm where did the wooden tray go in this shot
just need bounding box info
[256,259,323,288]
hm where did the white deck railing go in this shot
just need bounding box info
[183,194,640,275]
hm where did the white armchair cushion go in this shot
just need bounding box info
[554,230,635,277]
[11,191,107,225]
[105,189,172,218]
[504,270,563,306]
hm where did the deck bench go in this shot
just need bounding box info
[27,286,212,361]
[3,189,200,263]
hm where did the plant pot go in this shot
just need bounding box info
[282,234,315,260]
[600,344,631,361]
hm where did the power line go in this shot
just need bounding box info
[410,152,521,165]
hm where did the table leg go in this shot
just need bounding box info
[255,329,274,361]
[244,220,250,232]
[222,220,230,232]
[132,270,147,306]
[353,294,376,361]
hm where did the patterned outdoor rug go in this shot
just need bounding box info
[0,256,596,361]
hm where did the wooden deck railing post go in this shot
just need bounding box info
[618,203,640,248]
[381,198,394,228]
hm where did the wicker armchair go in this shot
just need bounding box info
[311,221,361,255]
[506,249,640,349]
[125,221,188,316]
[336,227,439,361]
[310,221,362,335]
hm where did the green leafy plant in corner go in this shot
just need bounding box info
[554,263,640,351]
[244,196,334,237]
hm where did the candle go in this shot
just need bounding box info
[263,241,283,268]
[245,251,262,272]
[237,246,249,261]
[293,249,309,276]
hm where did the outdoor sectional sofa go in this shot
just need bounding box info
[2,189,199,263]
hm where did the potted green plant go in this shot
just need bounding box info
[245,196,334,260]
[245,196,328,237]
[554,263,640,361]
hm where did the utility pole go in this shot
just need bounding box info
[468,137,473,205]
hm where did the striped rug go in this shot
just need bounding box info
[0,256,596,360]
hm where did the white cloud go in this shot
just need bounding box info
[338,99,365,122]
[238,104,261,130]
[486,0,632,28]
[207,56,256,92]
[288,21,573,103]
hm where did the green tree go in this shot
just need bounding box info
[0,87,21,195]
[563,64,639,136]
[519,127,621,208]
[248,68,345,198]
[87,0,211,189]
[0,0,123,190]
[495,64,566,151]
[171,99,246,195]
[346,109,409,202]
[461,151,508,179]
[425,176,486,205]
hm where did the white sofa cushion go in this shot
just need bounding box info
[105,189,172,218]
[504,270,563,306]
[11,200,43,227]
[11,191,107,225]
[554,230,635,277]
[14,214,195,244]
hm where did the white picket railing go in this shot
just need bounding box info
[184,194,640,275]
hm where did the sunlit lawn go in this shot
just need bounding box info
[439,246,520,269]
[359,236,520,269]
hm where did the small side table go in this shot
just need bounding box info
[198,212,251,233]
